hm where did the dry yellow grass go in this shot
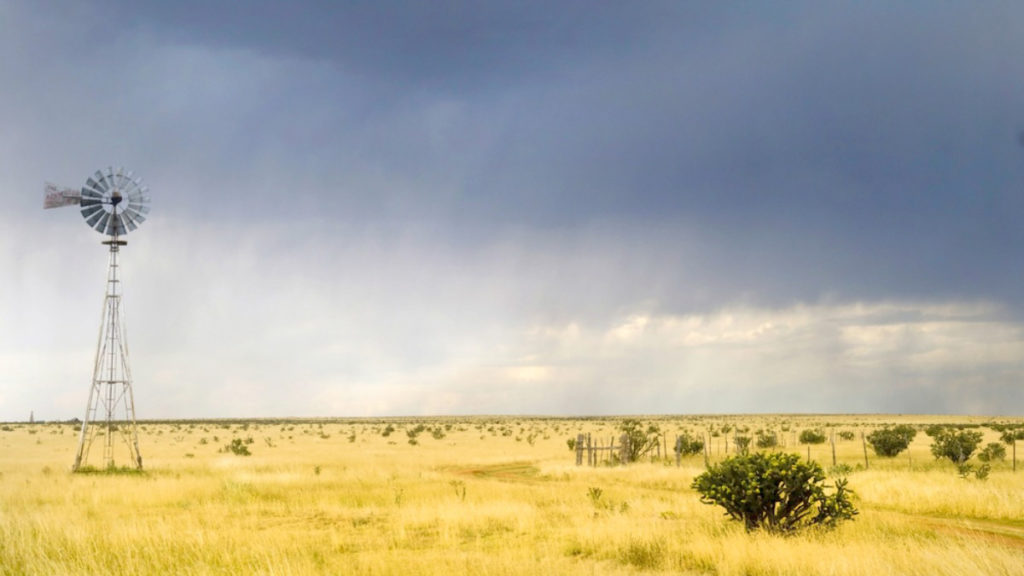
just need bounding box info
[1,415,1023,575]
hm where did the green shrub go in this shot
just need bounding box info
[224,438,251,456]
[999,429,1024,445]
[406,423,426,445]
[930,429,984,464]
[755,431,778,449]
[837,431,855,441]
[674,432,705,456]
[691,452,857,533]
[619,419,660,462]
[733,435,751,455]
[977,442,1006,462]
[975,463,991,481]
[799,429,827,445]
[866,425,917,457]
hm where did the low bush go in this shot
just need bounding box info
[977,442,1006,462]
[799,429,827,445]
[930,429,984,464]
[692,452,856,533]
[674,432,705,456]
[224,438,251,456]
[755,431,778,449]
[866,425,917,457]
[619,419,661,462]
[1000,429,1024,445]
[733,435,751,455]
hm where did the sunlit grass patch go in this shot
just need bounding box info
[1,415,1023,574]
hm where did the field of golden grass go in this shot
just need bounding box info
[2,415,1023,575]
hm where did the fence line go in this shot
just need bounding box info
[576,433,696,467]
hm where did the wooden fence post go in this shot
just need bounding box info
[575,433,584,466]
[830,429,837,468]
[861,431,869,470]
[587,433,593,467]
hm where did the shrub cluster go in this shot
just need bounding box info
[224,438,251,456]
[799,429,827,445]
[691,452,857,534]
[930,428,984,464]
[674,432,705,456]
[866,425,917,457]
[755,431,778,449]
[977,442,1006,463]
[733,435,752,455]
[619,419,661,462]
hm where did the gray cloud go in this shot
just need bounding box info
[3,2,1024,419]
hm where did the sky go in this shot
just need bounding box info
[2,1,1024,420]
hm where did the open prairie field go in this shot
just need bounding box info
[2,415,1024,575]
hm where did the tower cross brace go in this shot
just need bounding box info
[72,228,143,471]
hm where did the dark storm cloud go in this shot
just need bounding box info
[6,2,1024,417]
[90,1,684,90]
[9,2,1024,308]
[79,1,1024,310]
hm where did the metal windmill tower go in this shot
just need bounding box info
[44,168,151,471]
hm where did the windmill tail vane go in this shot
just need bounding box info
[43,182,81,209]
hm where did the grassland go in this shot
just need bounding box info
[2,415,1023,575]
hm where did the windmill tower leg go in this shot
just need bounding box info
[72,236,142,471]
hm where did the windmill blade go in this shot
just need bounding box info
[123,208,145,225]
[113,170,129,192]
[86,176,106,194]
[127,198,151,215]
[106,213,127,236]
[86,209,108,232]
[127,200,150,213]
[126,187,146,202]
[116,213,128,235]
[81,204,105,220]
[125,210,147,225]
[96,169,114,194]
[107,213,125,237]
[103,214,116,236]
[91,171,107,191]
[122,213,139,231]
[121,205,144,227]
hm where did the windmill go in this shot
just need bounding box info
[44,167,151,471]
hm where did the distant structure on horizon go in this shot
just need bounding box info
[44,168,151,471]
